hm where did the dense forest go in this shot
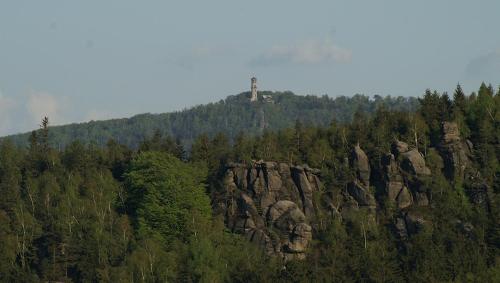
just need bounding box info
[0,83,498,282]
[2,91,418,149]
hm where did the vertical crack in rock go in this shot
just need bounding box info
[215,161,319,260]
[346,145,376,208]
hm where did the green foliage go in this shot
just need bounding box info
[0,83,498,281]
[3,92,419,150]
[125,151,211,244]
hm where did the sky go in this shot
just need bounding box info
[1,0,499,136]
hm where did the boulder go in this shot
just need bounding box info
[268,201,301,222]
[285,223,312,256]
[396,186,412,209]
[401,149,431,176]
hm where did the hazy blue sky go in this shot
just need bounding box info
[1,0,499,135]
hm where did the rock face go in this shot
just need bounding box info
[401,149,432,176]
[347,145,376,208]
[351,144,370,187]
[438,122,473,181]
[214,161,321,260]
[437,121,489,205]
[214,126,487,255]
[382,153,412,209]
[382,141,432,208]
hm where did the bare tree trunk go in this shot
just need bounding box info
[362,222,367,250]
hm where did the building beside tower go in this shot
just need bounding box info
[250,77,258,102]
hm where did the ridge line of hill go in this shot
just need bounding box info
[1,91,419,148]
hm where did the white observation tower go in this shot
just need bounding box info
[250,77,258,102]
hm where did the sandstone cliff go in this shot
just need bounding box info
[439,122,489,205]
[213,161,321,260]
[214,122,488,257]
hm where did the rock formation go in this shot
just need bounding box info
[401,148,432,176]
[214,124,488,256]
[213,161,321,260]
[437,121,489,205]
[438,122,473,181]
[347,144,376,208]
[382,153,412,209]
[382,140,432,209]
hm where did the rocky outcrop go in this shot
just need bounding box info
[342,142,432,217]
[381,141,432,208]
[215,126,487,255]
[401,149,432,176]
[437,122,489,205]
[214,161,321,260]
[351,144,370,187]
[382,153,412,209]
[438,122,473,181]
[347,145,376,208]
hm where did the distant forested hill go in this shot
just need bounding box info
[2,91,418,148]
